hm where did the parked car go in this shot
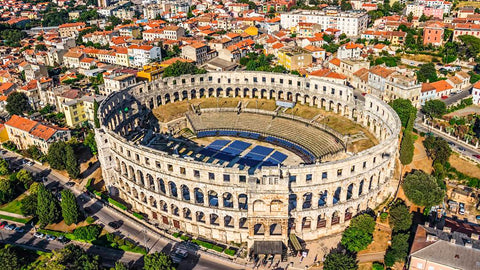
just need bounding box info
[459,202,465,208]
[476,215,480,220]
[448,142,455,146]
[57,235,70,244]
[0,221,7,229]
[458,147,466,152]
[474,155,480,159]
[171,248,189,264]
[459,208,465,215]
[65,182,75,187]
[14,227,25,233]
[108,221,121,229]
[5,224,16,230]
[46,234,56,241]
[33,232,45,238]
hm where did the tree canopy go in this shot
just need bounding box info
[0,245,22,270]
[323,251,358,270]
[61,189,80,225]
[6,92,31,116]
[384,233,410,266]
[47,141,79,178]
[399,131,414,165]
[16,169,33,189]
[349,214,376,234]
[36,183,61,227]
[388,201,413,232]
[162,61,206,78]
[389,99,416,128]
[143,252,175,270]
[422,100,447,118]
[403,170,445,208]
[417,63,438,83]
[423,136,451,164]
[0,159,9,175]
[341,227,373,252]
[0,178,14,204]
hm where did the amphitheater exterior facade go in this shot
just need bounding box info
[95,71,401,253]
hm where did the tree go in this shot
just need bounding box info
[340,0,352,10]
[93,100,100,128]
[36,244,100,270]
[47,141,67,170]
[61,189,80,225]
[73,225,102,241]
[143,252,175,270]
[341,227,373,252]
[0,178,14,204]
[417,63,438,83]
[84,131,97,155]
[0,245,22,270]
[36,183,60,227]
[384,233,410,266]
[113,262,129,270]
[403,170,445,208]
[349,214,376,234]
[6,92,31,116]
[323,251,358,270]
[25,145,43,161]
[422,100,446,118]
[423,136,451,164]
[389,99,416,128]
[389,201,413,232]
[65,144,80,179]
[407,12,413,22]
[35,44,47,51]
[162,61,206,78]
[20,193,37,216]
[16,169,33,189]
[0,159,9,175]
[399,131,414,165]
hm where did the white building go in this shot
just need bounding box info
[102,72,136,96]
[337,42,363,59]
[473,81,480,105]
[280,9,369,37]
[127,45,161,67]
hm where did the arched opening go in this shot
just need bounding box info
[332,211,340,225]
[238,194,248,210]
[317,214,326,228]
[302,217,311,230]
[171,205,179,216]
[254,223,265,235]
[223,193,233,208]
[333,187,341,204]
[346,183,354,200]
[239,218,247,229]
[169,181,178,198]
[208,191,218,207]
[270,223,282,236]
[181,185,190,201]
[345,207,353,221]
[149,196,157,208]
[194,188,204,204]
[358,180,364,196]
[318,191,327,207]
[147,174,154,190]
[183,208,192,220]
[196,211,205,223]
[158,179,166,194]
[302,193,312,209]
[160,200,167,212]
[224,216,234,228]
[210,213,219,226]
[289,194,297,211]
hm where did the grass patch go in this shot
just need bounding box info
[0,214,31,224]
[191,239,224,252]
[37,229,67,237]
[133,212,144,220]
[173,232,180,238]
[108,198,127,210]
[224,248,236,256]
[180,235,191,241]
[285,103,322,119]
[0,196,24,215]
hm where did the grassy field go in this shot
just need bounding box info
[449,153,480,179]
[402,53,441,63]
[458,1,480,8]
[0,214,31,224]
[0,194,25,214]
[285,103,322,119]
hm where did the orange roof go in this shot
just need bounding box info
[30,124,57,141]
[344,42,363,50]
[0,82,14,94]
[329,58,341,67]
[430,80,453,93]
[369,66,395,78]
[473,81,480,89]
[5,115,37,133]
[160,57,194,65]
[421,83,435,93]
[272,43,284,49]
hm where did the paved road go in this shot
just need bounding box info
[441,88,471,106]
[0,151,246,270]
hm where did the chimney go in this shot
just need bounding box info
[424,221,430,227]
[471,233,480,240]
[450,238,456,244]
[465,242,473,248]
[444,226,451,233]
[426,234,437,242]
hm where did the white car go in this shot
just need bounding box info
[34,232,45,238]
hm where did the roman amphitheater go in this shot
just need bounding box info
[95,71,401,256]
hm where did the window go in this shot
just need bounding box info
[167,164,173,172]
[271,78,275,83]
[416,263,424,269]
[135,154,140,161]
[180,167,186,175]
[289,175,297,183]
[306,174,312,182]
[351,165,355,172]
[337,169,342,176]
[280,79,283,84]
[145,157,150,165]
[253,77,257,82]
[322,172,327,179]
[239,175,246,182]
[262,77,266,82]
[373,157,376,163]
[208,172,215,180]
[363,161,367,169]
[223,174,230,182]
[156,161,161,168]
[193,170,200,177]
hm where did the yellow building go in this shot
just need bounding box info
[137,63,164,82]
[115,48,130,67]
[277,47,312,70]
[62,96,105,128]
[0,124,9,143]
[244,26,259,36]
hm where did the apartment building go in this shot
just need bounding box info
[102,72,136,95]
[62,95,105,127]
[385,73,422,107]
[280,9,369,37]
[58,22,86,38]
[127,45,161,68]
[277,47,313,70]
[181,43,213,64]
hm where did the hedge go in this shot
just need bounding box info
[192,239,224,252]
[173,232,180,238]
[86,178,94,192]
[180,235,191,241]
[133,212,144,220]
[108,198,127,210]
[224,248,236,256]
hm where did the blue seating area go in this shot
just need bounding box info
[265,136,315,162]
[237,146,274,167]
[262,151,288,167]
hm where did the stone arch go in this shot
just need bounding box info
[128,166,135,181]
[270,199,283,212]
[302,192,313,209]
[208,190,218,207]
[173,91,180,102]
[169,181,178,198]
[302,217,312,231]
[317,214,327,228]
[171,204,179,216]
[147,174,154,190]
[238,194,248,210]
[159,200,168,212]
[149,196,157,208]
[210,213,220,226]
[359,180,364,196]
[120,161,127,176]
[289,193,297,211]
[318,190,328,207]
[132,187,139,199]
[333,187,341,204]
[345,207,354,221]
[164,93,171,103]
[346,183,354,200]
[253,200,266,212]
[253,223,265,235]
[181,185,190,201]
[224,215,234,228]
[194,188,204,204]
[196,211,205,223]
[181,90,188,100]
[223,192,233,208]
[270,223,282,235]
[332,211,340,225]
[239,217,248,229]
[183,208,192,220]
[158,178,166,194]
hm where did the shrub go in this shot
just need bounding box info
[85,216,95,224]
[180,235,191,241]
[172,232,180,238]
[192,239,213,249]
[372,262,385,270]
[86,178,94,192]
[108,198,127,210]
[73,224,102,241]
[212,245,224,252]
[380,212,388,222]
[133,212,144,220]
[224,248,236,256]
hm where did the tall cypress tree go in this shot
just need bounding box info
[65,145,79,179]
[36,184,60,228]
[60,189,79,225]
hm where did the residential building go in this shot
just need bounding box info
[453,23,480,41]
[473,81,480,105]
[127,45,161,68]
[337,42,363,59]
[277,47,313,70]
[423,22,444,46]
[368,66,395,98]
[62,95,105,127]
[280,9,369,37]
[181,43,214,64]
[420,83,437,105]
[102,72,136,95]
[5,115,71,153]
[62,51,85,68]
[385,73,422,107]
[58,22,86,38]
[137,64,164,82]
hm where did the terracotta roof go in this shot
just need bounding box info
[430,80,453,93]
[369,66,395,78]
[329,58,341,67]
[5,115,37,133]
[473,81,480,89]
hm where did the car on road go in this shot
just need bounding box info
[474,155,480,159]
[46,234,56,241]
[65,182,75,187]
[57,235,70,244]
[14,227,25,233]
[459,208,465,215]
[26,161,34,166]
[0,221,7,229]
[171,248,189,264]
[458,147,466,152]
[34,232,45,238]
[5,224,16,230]
[448,142,455,146]
[108,221,122,229]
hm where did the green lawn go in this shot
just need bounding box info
[0,195,25,215]
[0,214,31,224]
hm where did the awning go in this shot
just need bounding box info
[253,241,283,255]
[289,233,302,251]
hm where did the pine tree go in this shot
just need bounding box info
[36,184,60,228]
[399,131,414,165]
[65,145,79,179]
[60,189,79,225]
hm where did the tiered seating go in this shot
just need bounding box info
[189,112,345,159]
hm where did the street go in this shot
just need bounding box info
[0,150,246,270]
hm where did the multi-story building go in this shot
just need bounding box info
[115,47,130,67]
[62,51,85,68]
[280,9,369,37]
[337,42,363,59]
[127,45,161,68]
[472,81,480,105]
[423,22,444,46]
[143,26,185,41]
[62,95,106,127]
[137,63,164,82]
[102,72,136,95]
[5,115,71,153]
[453,23,480,41]
[181,43,213,64]
[368,66,395,98]
[385,73,422,107]
[277,47,313,70]
[58,22,86,38]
